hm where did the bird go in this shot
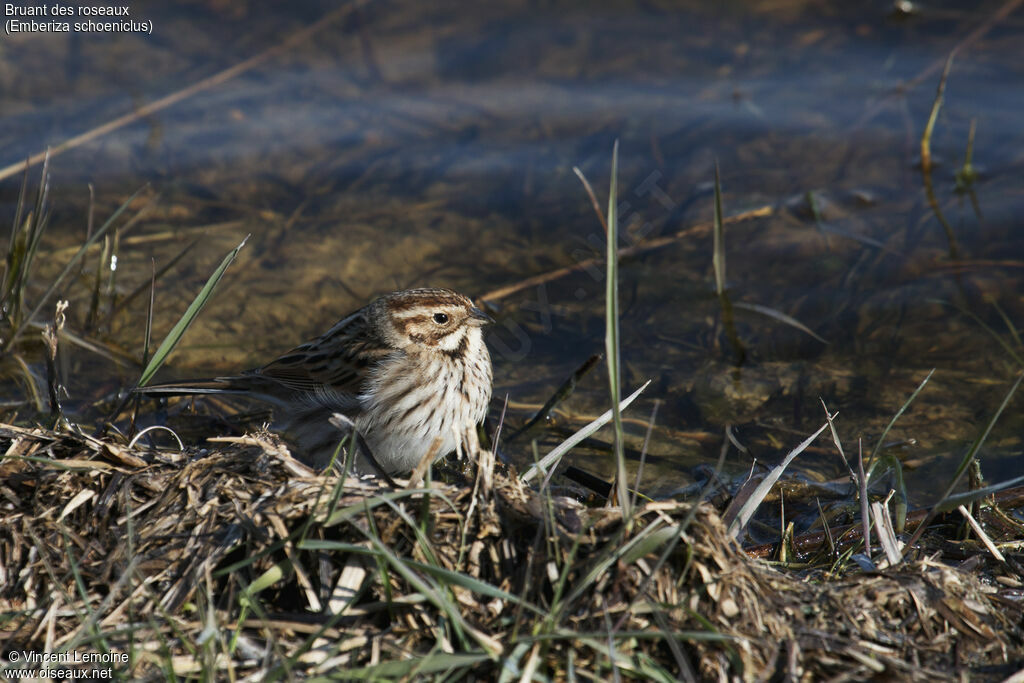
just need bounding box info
[139,287,494,475]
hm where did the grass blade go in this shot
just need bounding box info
[867,368,934,474]
[935,473,1024,512]
[506,353,601,443]
[920,52,955,174]
[726,421,830,538]
[2,156,50,332]
[137,235,249,387]
[733,301,827,344]
[877,452,908,533]
[920,52,960,259]
[605,141,630,514]
[520,380,651,484]
[938,298,1024,368]
[712,161,725,296]
[711,165,745,365]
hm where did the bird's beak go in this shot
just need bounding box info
[468,307,495,326]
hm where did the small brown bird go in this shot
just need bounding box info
[141,288,494,474]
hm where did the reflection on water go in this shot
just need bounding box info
[2,0,1023,506]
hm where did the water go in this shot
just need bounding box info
[2,0,1023,510]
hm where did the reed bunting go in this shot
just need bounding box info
[141,288,493,475]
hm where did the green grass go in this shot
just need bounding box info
[604,141,631,516]
[136,235,249,388]
[0,162,143,411]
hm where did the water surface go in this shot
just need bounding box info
[2,0,1023,520]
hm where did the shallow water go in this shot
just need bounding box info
[2,0,1023,513]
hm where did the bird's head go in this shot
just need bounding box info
[375,288,493,355]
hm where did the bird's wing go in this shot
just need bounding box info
[255,308,394,396]
[139,308,394,406]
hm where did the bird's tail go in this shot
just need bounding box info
[136,375,285,403]
[137,377,239,395]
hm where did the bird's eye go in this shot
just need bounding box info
[432,312,449,325]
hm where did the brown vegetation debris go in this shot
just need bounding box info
[1,423,1022,680]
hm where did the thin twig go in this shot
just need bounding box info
[479,204,773,303]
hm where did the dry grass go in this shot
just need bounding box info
[2,422,1023,680]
